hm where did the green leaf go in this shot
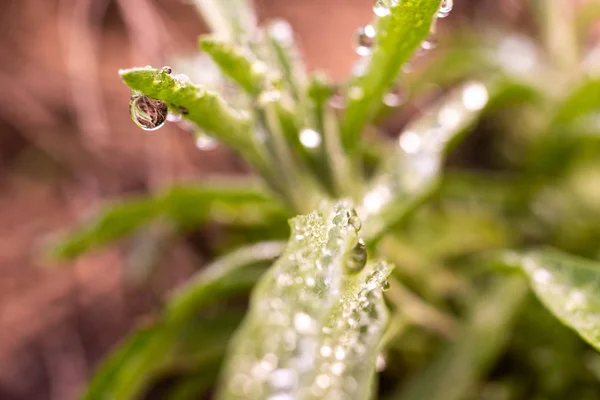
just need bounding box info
[340,0,442,151]
[190,0,256,43]
[120,67,251,147]
[218,201,392,399]
[360,81,493,241]
[84,240,285,399]
[51,182,287,259]
[200,36,266,95]
[505,248,600,351]
[553,78,600,126]
[83,311,244,400]
[393,277,527,400]
[166,241,286,324]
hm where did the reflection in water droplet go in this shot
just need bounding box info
[299,128,322,148]
[399,131,421,154]
[462,82,489,111]
[195,133,218,151]
[437,0,453,18]
[346,239,367,272]
[129,92,168,131]
[354,25,376,56]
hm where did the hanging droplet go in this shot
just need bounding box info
[161,66,172,74]
[354,25,376,56]
[195,132,218,151]
[349,209,362,232]
[382,280,390,291]
[346,239,367,272]
[129,92,168,131]
[437,0,453,18]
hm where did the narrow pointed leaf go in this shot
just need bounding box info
[51,183,287,259]
[505,248,600,351]
[200,37,266,95]
[340,0,442,151]
[218,201,393,399]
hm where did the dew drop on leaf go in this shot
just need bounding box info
[354,25,376,56]
[373,0,399,17]
[382,280,390,291]
[166,111,183,123]
[346,239,367,273]
[437,0,453,18]
[129,92,168,131]
[383,85,406,107]
[421,34,438,51]
[161,65,172,74]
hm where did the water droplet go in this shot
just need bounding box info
[354,25,376,56]
[329,87,346,109]
[259,89,282,104]
[376,354,387,371]
[437,0,453,18]
[438,105,462,129]
[421,35,438,51]
[383,86,405,107]
[195,132,218,151]
[166,111,183,123]
[399,130,421,153]
[382,280,390,291]
[269,19,294,46]
[346,239,367,273]
[320,345,333,357]
[462,81,489,111]
[270,369,297,391]
[373,0,399,17]
[533,269,552,285]
[349,212,362,232]
[316,374,331,389]
[299,128,322,148]
[161,66,172,74]
[129,92,168,131]
[294,312,316,334]
[331,362,345,376]
[252,61,268,75]
[347,86,364,100]
[334,346,346,360]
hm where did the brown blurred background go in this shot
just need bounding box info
[0,1,527,399]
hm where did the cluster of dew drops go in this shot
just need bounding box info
[128,0,453,152]
[344,0,454,108]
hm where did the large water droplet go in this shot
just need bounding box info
[129,92,168,131]
[354,25,376,56]
[437,0,453,18]
[346,239,367,272]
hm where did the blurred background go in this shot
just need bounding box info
[0,1,591,399]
